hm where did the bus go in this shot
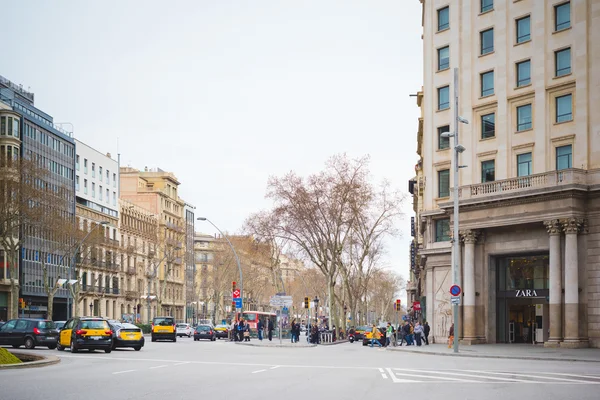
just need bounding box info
[239,311,276,332]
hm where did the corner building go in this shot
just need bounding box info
[418,0,600,347]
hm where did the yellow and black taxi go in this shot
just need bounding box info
[362,326,386,346]
[107,321,144,351]
[213,324,229,339]
[354,325,370,341]
[56,317,113,353]
[151,316,176,342]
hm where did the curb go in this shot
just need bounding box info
[385,347,600,363]
[235,342,317,348]
[319,340,349,346]
[0,351,61,369]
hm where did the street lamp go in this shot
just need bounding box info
[89,302,93,316]
[197,217,243,314]
[67,221,109,319]
[440,68,469,353]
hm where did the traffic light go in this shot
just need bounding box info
[304,297,310,309]
[232,281,237,292]
[19,298,25,309]
[396,299,401,311]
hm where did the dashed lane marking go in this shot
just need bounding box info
[270,366,280,370]
[149,365,169,370]
[112,370,137,375]
[252,369,267,374]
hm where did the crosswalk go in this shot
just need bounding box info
[379,368,600,384]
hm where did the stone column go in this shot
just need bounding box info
[461,229,479,343]
[544,219,562,347]
[562,218,583,347]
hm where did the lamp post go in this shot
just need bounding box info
[67,221,109,319]
[197,217,243,314]
[440,68,469,353]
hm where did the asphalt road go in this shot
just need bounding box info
[2,338,600,400]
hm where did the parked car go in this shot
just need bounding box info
[176,323,192,338]
[108,321,144,351]
[0,319,58,349]
[213,324,229,339]
[54,321,66,331]
[193,324,216,341]
[56,317,113,353]
[151,316,176,342]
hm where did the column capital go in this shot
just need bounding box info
[561,218,584,235]
[460,229,480,244]
[544,219,562,236]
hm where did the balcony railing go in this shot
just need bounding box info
[458,168,599,201]
[125,291,137,300]
[126,266,136,275]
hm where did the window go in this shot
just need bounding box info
[84,179,88,194]
[516,60,531,87]
[481,160,495,182]
[92,183,95,198]
[76,155,80,171]
[76,176,80,191]
[438,46,450,71]
[555,48,571,77]
[438,126,450,150]
[481,28,494,55]
[438,6,449,31]
[555,2,570,31]
[556,145,572,170]
[84,159,88,174]
[0,117,4,135]
[481,113,495,139]
[435,219,451,242]
[92,163,95,178]
[99,166,103,182]
[481,71,494,97]
[481,0,493,13]
[113,173,116,187]
[517,104,532,131]
[438,86,450,110]
[113,192,117,206]
[106,189,109,202]
[99,185,103,201]
[106,170,110,184]
[438,169,450,198]
[556,94,572,123]
[517,153,532,177]
[516,16,531,43]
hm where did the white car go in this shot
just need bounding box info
[176,323,192,337]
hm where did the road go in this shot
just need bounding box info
[2,338,600,400]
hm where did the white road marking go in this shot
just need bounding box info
[456,369,600,384]
[149,365,169,370]
[252,369,267,374]
[174,362,190,366]
[270,365,280,370]
[394,368,531,383]
[113,370,137,375]
[385,368,422,383]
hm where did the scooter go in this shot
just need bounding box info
[348,333,355,343]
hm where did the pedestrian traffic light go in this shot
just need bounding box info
[304,297,309,309]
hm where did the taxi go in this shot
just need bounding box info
[362,326,386,346]
[213,324,229,339]
[56,317,113,353]
[151,316,176,342]
[354,325,370,341]
[108,321,144,351]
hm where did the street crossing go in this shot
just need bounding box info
[381,368,600,384]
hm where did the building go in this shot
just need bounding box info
[183,203,195,323]
[0,75,76,320]
[120,167,187,321]
[418,0,600,348]
[194,233,216,322]
[119,199,158,323]
[74,139,121,319]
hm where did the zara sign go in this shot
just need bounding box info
[515,289,542,298]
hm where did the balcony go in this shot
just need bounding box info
[124,291,137,300]
[126,266,136,275]
[457,169,600,203]
[166,238,183,249]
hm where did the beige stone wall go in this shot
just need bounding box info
[587,208,600,347]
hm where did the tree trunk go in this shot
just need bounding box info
[47,293,55,320]
[9,251,19,319]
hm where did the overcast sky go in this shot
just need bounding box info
[1,0,423,297]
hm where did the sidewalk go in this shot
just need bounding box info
[386,343,600,362]
[235,340,316,348]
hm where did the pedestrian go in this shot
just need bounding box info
[414,322,423,346]
[244,322,251,342]
[423,321,430,345]
[402,322,411,345]
[369,324,382,348]
[448,323,455,348]
[294,321,301,343]
[386,322,393,347]
[267,318,274,341]
[290,319,296,343]
[238,318,245,342]
[257,318,264,341]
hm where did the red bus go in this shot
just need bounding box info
[239,311,276,332]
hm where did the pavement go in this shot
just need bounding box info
[387,343,600,362]
[2,339,600,400]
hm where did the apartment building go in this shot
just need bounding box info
[194,233,216,322]
[417,0,600,347]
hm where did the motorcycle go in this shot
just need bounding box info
[348,333,355,343]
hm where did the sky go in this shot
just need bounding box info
[0,0,423,299]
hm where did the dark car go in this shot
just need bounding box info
[193,324,216,341]
[353,325,370,341]
[0,318,58,349]
[108,321,145,351]
[54,321,66,331]
[56,317,113,353]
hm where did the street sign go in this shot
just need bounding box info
[233,289,241,299]
[234,298,243,308]
[451,296,461,305]
[270,295,293,307]
[413,301,421,311]
[450,284,462,297]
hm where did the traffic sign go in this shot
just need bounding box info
[234,298,243,308]
[450,284,462,296]
[451,296,461,305]
[270,295,293,307]
[233,289,241,299]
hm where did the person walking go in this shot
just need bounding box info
[257,319,264,341]
[448,323,455,349]
[414,322,424,346]
[237,319,245,342]
[423,321,430,345]
[386,323,393,347]
[290,319,297,343]
[369,324,382,348]
[267,318,274,341]
[402,322,411,345]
